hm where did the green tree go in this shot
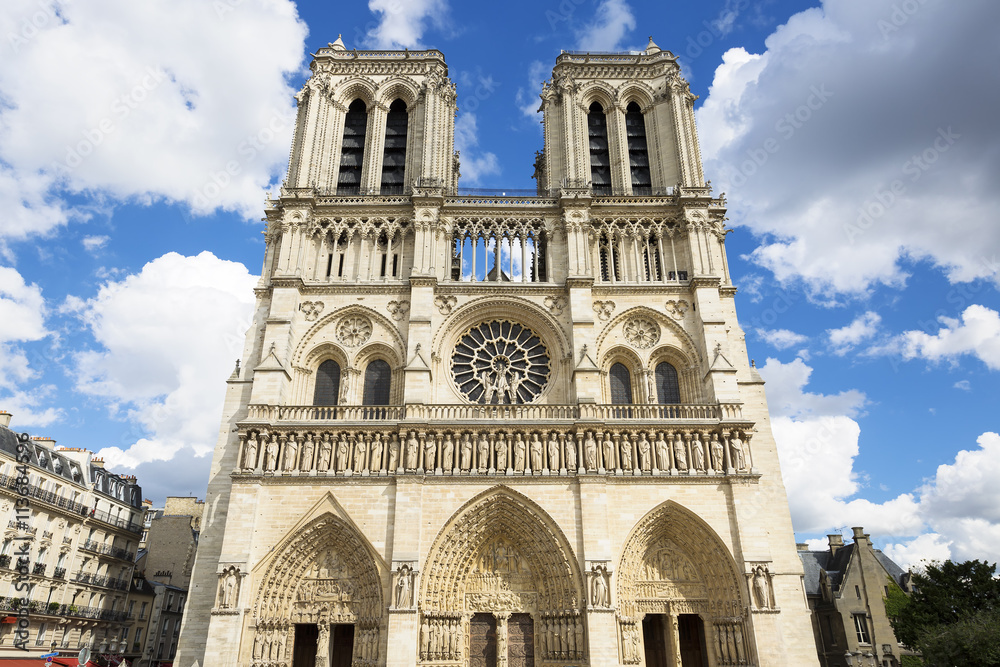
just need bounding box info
[886,559,1000,667]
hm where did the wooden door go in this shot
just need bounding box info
[507,613,535,667]
[642,615,669,667]
[330,624,355,667]
[469,613,497,667]
[293,624,318,667]
[678,614,708,667]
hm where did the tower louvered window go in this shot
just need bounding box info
[337,99,368,195]
[655,362,681,404]
[626,102,651,195]
[312,360,341,406]
[380,99,408,194]
[588,102,611,195]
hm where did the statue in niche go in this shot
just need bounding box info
[300,433,314,471]
[691,433,705,471]
[405,430,419,469]
[443,432,455,469]
[477,432,490,471]
[264,437,279,470]
[585,431,598,470]
[394,564,413,608]
[655,432,669,470]
[638,433,651,471]
[218,566,240,608]
[513,432,526,471]
[752,565,772,609]
[529,432,543,471]
[353,436,367,473]
[318,433,331,471]
[673,435,687,470]
[336,435,349,471]
[602,432,614,470]
[620,434,632,470]
[730,432,746,470]
[424,434,436,469]
[547,431,560,469]
[591,565,610,607]
[243,433,258,469]
[370,433,383,471]
[565,435,578,469]
[283,436,298,471]
[495,433,507,469]
[460,433,472,469]
[710,433,724,470]
[388,432,400,471]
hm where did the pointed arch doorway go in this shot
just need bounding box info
[420,487,585,667]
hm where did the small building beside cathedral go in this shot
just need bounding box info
[175,37,820,667]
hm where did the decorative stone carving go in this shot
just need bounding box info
[665,299,689,319]
[451,320,550,405]
[749,563,775,611]
[394,563,414,609]
[300,301,324,321]
[593,300,616,321]
[543,295,566,315]
[623,317,660,349]
[217,565,241,609]
[434,294,458,314]
[590,563,611,607]
[386,300,409,321]
[335,314,373,347]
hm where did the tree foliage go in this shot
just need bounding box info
[886,559,1000,667]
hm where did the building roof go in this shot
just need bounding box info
[800,541,908,596]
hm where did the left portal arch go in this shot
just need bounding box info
[420,486,587,664]
[251,513,385,667]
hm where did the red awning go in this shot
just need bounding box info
[0,658,77,666]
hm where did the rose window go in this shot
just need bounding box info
[336,315,373,347]
[451,320,550,404]
[623,317,660,349]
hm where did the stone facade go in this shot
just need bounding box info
[175,38,820,667]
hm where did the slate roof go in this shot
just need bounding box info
[800,542,907,597]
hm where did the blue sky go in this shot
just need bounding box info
[2,0,999,569]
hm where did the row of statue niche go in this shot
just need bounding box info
[621,621,641,664]
[539,614,586,660]
[239,429,751,475]
[716,622,748,664]
[419,616,462,661]
[252,625,287,662]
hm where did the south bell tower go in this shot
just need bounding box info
[177,37,819,667]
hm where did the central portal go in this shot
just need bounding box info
[469,613,498,667]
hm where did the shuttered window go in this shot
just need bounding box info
[625,102,651,195]
[588,102,611,195]
[380,99,408,194]
[337,99,368,195]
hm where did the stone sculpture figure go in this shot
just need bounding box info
[394,565,411,608]
[565,435,578,470]
[638,434,651,471]
[477,432,490,471]
[442,432,455,470]
[283,436,297,471]
[730,432,746,470]
[602,432,614,470]
[370,433,383,472]
[388,433,400,471]
[753,565,771,609]
[592,567,609,607]
[460,433,472,469]
[547,431,560,470]
[300,434,314,471]
[336,435,349,471]
[673,434,687,470]
[513,432,526,471]
[529,432,543,471]
[319,434,332,471]
[585,431,598,470]
[710,433,723,471]
[265,437,279,471]
[243,433,258,470]
[406,431,419,469]
[354,436,367,473]
[655,432,669,470]
[620,433,632,470]
[495,433,507,469]
[691,433,705,471]
[424,434,436,470]
[420,618,431,658]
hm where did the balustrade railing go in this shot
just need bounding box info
[0,474,90,516]
[0,596,131,621]
[82,539,135,562]
[89,508,143,535]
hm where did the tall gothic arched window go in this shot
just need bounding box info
[609,363,633,404]
[338,99,368,195]
[380,99,408,194]
[625,102,651,195]
[313,360,341,406]
[655,362,681,404]
[362,359,391,406]
[588,102,611,195]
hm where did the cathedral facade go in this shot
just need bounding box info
[175,37,819,667]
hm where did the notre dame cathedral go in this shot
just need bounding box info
[175,36,819,667]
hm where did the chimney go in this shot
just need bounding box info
[92,457,105,469]
[796,543,809,551]
[828,534,844,556]
[32,436,57,449]
[851,526,868,544]
[0,411,10,428]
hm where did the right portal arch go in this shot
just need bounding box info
[616,501,755,667]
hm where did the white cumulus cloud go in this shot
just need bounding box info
[575,0,636,52]
[895,304,1000,370]
[757,328,808,350]
[364,0,448,49]
[828,311,881,355]
[455,112,501,185]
